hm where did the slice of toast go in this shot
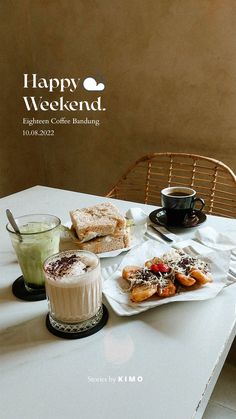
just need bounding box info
[70,202,126,242]
[76,232,130,254]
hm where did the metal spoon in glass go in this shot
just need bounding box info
[6,209,23,242]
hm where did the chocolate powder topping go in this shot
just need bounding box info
[46,254,87,278]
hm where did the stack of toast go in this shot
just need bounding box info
[70,202,130,254]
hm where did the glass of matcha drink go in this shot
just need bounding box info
[7,214,61,294]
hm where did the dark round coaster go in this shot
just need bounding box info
[149,208,207,228]
[12,276,46,301]
[46,304,109,339]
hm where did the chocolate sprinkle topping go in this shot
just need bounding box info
[130,268,174,290]
[46,254,87,278]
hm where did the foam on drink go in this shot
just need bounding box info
[44,250,102,323]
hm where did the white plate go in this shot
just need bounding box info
[60,223,147,258]
[102,239,231,316]
[99,224,147,258]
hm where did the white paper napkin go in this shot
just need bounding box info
[126,207,148,225]
[194,226,236,281]
[194,226,236,251]
[126,207,180,243]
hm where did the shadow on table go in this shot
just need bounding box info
[0,313,54,356]
[104,297,187,341]
[105,297,200,340]
[0,250,21,303]
[0,284,18,304]
[104,297,169,328]
[0,250,18,267]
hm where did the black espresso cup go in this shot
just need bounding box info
[161,186,205,226]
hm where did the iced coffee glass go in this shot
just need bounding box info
[7,214,61,292]
[43,250,103,334]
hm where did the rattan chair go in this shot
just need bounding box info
[106,153,236,218]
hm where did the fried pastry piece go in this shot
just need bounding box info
[122,266,141,282]
[157,282,176,298]
[189,269,212,284]
[175,273,196,287]
[131,284,157,302]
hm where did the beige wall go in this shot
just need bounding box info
[1,0,236,198]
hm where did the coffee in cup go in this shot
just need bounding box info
[161,187,205,226]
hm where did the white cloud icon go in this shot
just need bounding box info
[83,77,105,91]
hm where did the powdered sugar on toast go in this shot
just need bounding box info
[70,202,126,243]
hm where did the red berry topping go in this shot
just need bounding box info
[150,264,159,272]
[150,263,170,273]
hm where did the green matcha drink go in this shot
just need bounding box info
[7,214,61,291]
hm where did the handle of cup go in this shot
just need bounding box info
[192,197,205,211]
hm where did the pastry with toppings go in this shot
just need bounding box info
[122,263,176,302]
[122,249,212,302]
[161,249,212,286]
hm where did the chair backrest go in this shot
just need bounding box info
[107,153,236,218]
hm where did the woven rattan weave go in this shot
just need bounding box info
[107,153,236,218]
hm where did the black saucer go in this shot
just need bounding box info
[46,304,109,339]
[12,276,46,301]
[149,208,207,228]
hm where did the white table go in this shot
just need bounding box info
[0,186,235,419]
